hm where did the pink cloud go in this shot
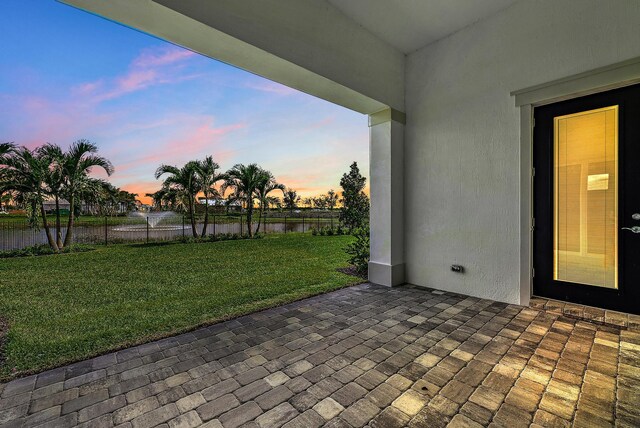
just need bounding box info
[303,115,336,131]
[116,69,157,93]
[72,80,104,96]
[132,46,196,68]
[245,80,298,96]
[7,93,114,149]
[113,116,246,176]
[69,46,199,102]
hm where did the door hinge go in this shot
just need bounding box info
[532,268,535,278]
[531,217,535,232]
[532,118,536,128]
[532,167,535,178]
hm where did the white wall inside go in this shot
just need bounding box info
[404,0,640,304]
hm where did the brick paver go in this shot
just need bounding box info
[1,283,639,427]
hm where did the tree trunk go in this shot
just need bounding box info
[55,195,63,249]
[254,201,263,235]
[63,195,75,248]
[246,200,253,238]
[40,204,59,252]
[201,196,209,238]
[188,198,197,238]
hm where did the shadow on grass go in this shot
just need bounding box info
[125,241,182,248]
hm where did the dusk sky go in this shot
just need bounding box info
[0,1,368,204]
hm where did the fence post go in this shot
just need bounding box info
[240,215,243,236]
[302,216,305,233]
[182,215,185,239]
[213,215,216,236]
[284,216,287,233]
[331,215,334,229]
[317,215,320,229]
[146,216,150,244]
[104,216,108,246]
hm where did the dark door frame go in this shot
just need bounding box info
[532,83,640,314]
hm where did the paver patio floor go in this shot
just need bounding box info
[1,283,639,428]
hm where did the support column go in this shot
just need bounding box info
[368,108,405,286]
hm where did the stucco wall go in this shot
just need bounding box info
[404,0,640,303]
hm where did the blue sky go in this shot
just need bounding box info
[0,0,368,202]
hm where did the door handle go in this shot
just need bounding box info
[622,226,640,233]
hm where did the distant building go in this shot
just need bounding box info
[197,197,242,211]
[42,199,130,215]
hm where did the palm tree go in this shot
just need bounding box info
[38,144,65,248]
[283,188,300,214]
[116,189,138,212]
[155,162,200,238]
[0,143,16,211]
[313,196,327,210]
[63,140,113,247]
[253,170,284,235]
[303,197,313,210]
[61,140,114,247]
[222,163,264,237]
[193,156,226,237]
[2,146,59,250]
[326,189,339,211]
[224,192,239,215]
[0,141,112,250]
[0,142,15,160]
[146,188,171,210]
[268,196,282,212]
[77,178,111,216]
[161,186,184,212]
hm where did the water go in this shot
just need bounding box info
[0,216,332,250]
[129,211,177,228]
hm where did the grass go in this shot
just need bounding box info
[0,214,115,227]
[0,213,339,227]
[0,233,359,380]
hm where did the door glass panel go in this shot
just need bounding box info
[554,105,618,289]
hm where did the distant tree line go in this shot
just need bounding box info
[150,158,370,238]
[1,139,370,248]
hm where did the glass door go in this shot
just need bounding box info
[554,106,618,289]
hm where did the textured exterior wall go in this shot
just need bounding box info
[405,0,640,303]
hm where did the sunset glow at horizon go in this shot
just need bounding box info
[0,1,369,205]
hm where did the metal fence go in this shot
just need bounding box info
[0,213,341,251]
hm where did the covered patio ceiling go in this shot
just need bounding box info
[327,0,519,54]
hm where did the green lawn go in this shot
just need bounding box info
[0,214,114,227]
[0,233,359,380]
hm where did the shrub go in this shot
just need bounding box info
[311,227,318,236]
[0,244,94,258]
[339,162,369,231]
[336,225,344,235]
[344,224,369,275]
